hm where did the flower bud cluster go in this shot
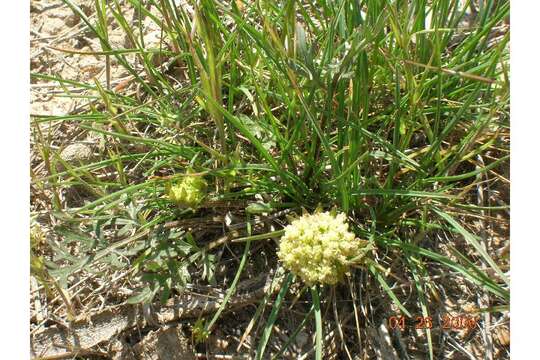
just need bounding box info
[278,211,365,285]
[168,175,207,208]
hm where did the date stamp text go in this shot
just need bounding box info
[388,315,478,331]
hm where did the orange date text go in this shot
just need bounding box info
[388,315,478,331]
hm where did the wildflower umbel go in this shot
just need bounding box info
[168,175,207,208]
[277,211,367,285]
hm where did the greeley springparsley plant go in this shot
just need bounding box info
[277,211,371,285]
[167,174,207,209]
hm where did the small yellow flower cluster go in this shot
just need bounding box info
[168,175,207,208]
[30,224,45,251]
[277,211,365,285]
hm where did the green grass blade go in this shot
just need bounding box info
[255,272,293,360]
[310,286,323,360]
[433,208,509,286]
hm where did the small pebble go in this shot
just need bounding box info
[60,143,93,165]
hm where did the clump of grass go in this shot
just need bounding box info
[31,0,509,358]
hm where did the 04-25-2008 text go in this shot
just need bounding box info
[388,314,478,331]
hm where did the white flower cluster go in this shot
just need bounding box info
[277,211,365,285]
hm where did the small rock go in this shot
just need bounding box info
[41,17,66,35]
[76,0,95,16]
[64,13,80,27]
[60,143,93,165]
[132,326,195,360]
